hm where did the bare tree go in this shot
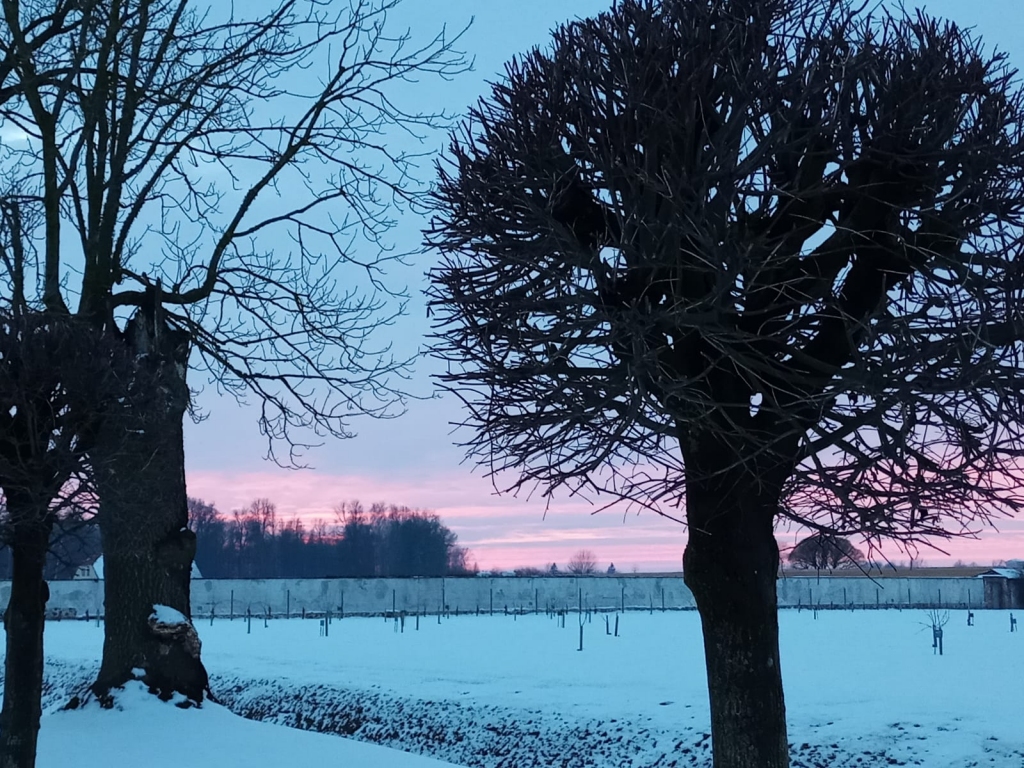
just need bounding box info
[186,498,220,542]
[924,609,950,655]
[513,566,542,577]
[787,534,865,570]
[0,311,127,768]
[423,1,1024,766]
[0,0,469,703]
[567,549,598,575]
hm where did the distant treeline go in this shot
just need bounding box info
[189,498,473,579]
[0,498,472,580]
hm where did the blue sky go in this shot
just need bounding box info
[183,0,1024,571]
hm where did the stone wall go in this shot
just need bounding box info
[0,574,993,619]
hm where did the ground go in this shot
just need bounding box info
[36,680,457,768]
[20,607,1024,767]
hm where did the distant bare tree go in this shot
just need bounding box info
[787,534,865,570]
[424,1,1024,766]
[924,609,950,655]
[567,549,598,575]
[233,498,279,578]
[446,543,473,575]
[309,518,330,545]
[187,498,221,542]
[513,566,542,577]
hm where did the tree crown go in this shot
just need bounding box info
[425,0,1024,550]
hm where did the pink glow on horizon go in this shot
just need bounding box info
[186,468,1024,571]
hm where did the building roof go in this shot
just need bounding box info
[82,556,202,580]
[976,567,1023,579]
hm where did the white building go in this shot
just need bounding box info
[73,556,202,580]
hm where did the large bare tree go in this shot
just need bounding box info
[0,308,127,768]
[0,175,129,768]
[0,0,469,704]
[423,1,1024,766]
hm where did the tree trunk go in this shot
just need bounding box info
[90,307,208,703]
[683,459,789,768]
[0,515,53,768]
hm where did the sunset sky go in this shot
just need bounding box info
[183,0,1024,572]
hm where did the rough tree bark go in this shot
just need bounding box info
[682,439,792,768]
[89,301,207,703]
[0,502,53,768]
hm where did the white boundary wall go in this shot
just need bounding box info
[0,575,988,619]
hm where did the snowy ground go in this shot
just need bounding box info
[37,680,458,768]
[26,608,1024,767]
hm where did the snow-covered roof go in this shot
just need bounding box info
[90,556,202,580]
[976,567,1023,579]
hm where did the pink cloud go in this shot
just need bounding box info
[186,466,688,570]
[186,466,1024,571]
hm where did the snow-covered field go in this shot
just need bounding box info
[27,607,1024,767]
[37,681,458,768]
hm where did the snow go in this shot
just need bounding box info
[150,604,188,625]
[87,556,202,580]
[26,609,1024,766]
[977,567,1023,579]
[749,391,763,416]
[35,681,458,768]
